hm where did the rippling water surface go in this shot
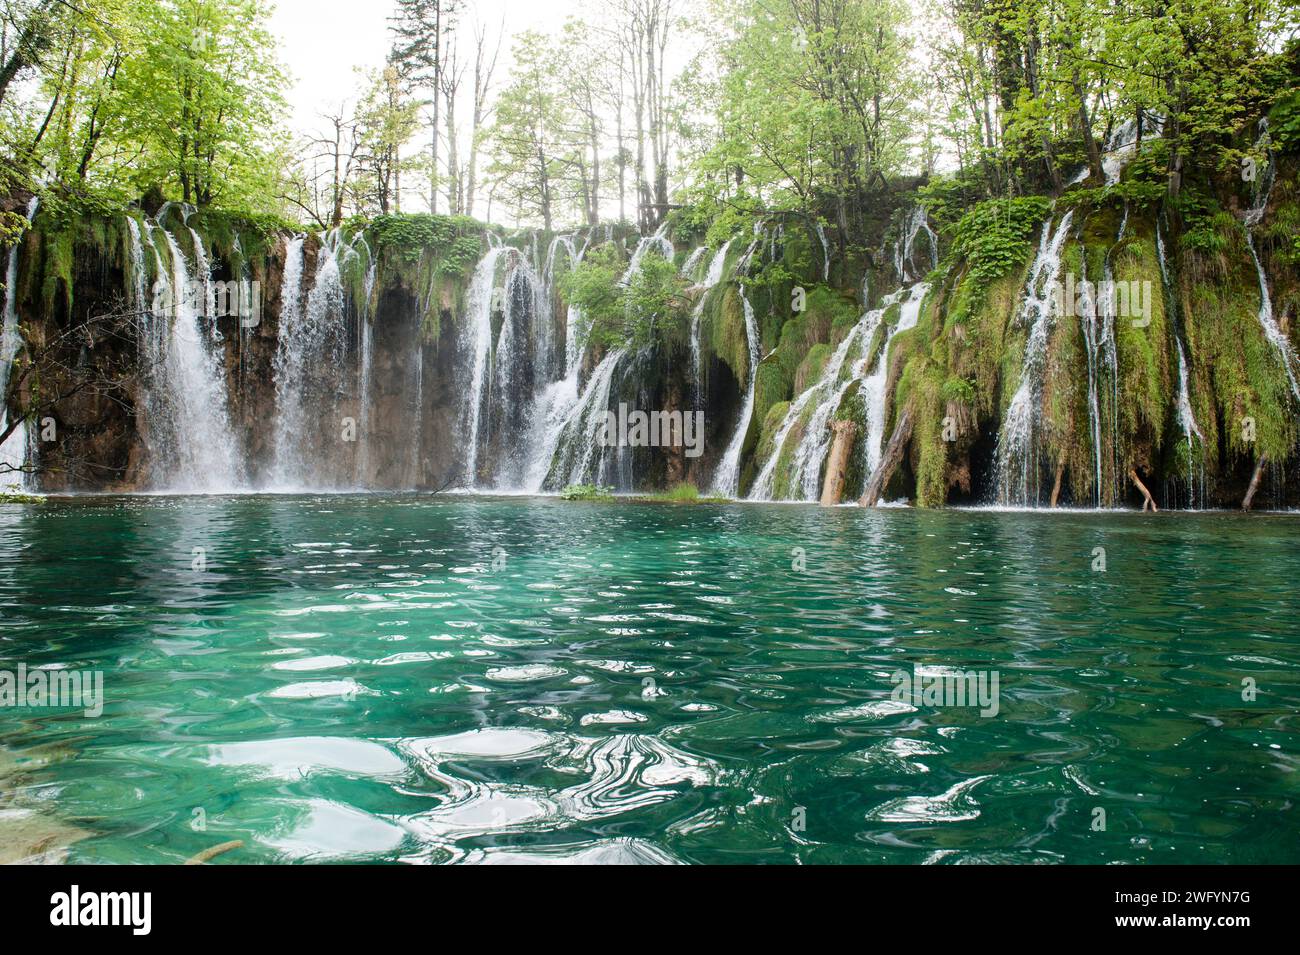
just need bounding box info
[1,495,1298,864]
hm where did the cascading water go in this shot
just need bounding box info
[862,284,928,477]
[994,211,1075,505]
[0,197,39,488]
[141,218,244,491]
[541,348,628,489]
[689,239,734,408]
[894,207,939,283]
[1076,209,1126,506]
[1157,223,1206,507]
[712,289,760,497]
[460,245,510,484]
[488,256,551,486]
[518,236,592,492]
[680,246,707,281]
[269,236,305,483]
[749,291,890,501]
[1242,121,1300,405]
[356,245,378,485]
[815,221,831,282]
[746,283,927,502]
[458,234,584,491]
[621,222,673,285]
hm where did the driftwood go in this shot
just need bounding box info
[860,407,913,507]
[820,421,857,506]
[183,840,244,865]
[1128,468,1158,512]
[1242,455,1268,511]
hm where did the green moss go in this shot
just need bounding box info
[753,356,788,438]
[757,400,791,463]
[894,357,948,507]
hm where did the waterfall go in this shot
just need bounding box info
[621,222,673,285]
[815,221,831,281]
[519,236,594,491]
[541,348,627,489]
[268,235,326,488]
[1157,223,1206,508]
[746,283,927,502]
[749,291,890,501]
[460,245,510,484]
[459,234,587,490]
[712,289,760,497]
[894,207,939,283]
[1079,254,1104,506]
[356,250,378,485]
[680,246,707,281]
[125,215,150,312]
[690,239,734,408]
[1067,113,1165,186]
[141,220,243,491]
[1075,209,1125,507]
[863,284,928,477]
[994,211,1075,505]
[1242,122,1300,406]
[0,197,39,488]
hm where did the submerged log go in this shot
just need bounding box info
[1242,455,1268,511]
[860,407,914,507]
[820,420,857,506]
[1128,468,1158,512]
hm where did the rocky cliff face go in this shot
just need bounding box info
[3,157,1299,509]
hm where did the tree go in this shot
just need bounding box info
[485,31,571,230]
[389,0,460,213]
[688,0,918,245]
[355,66,421,215]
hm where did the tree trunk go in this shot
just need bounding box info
[860,408,913,507]
[1242,456,1267,511]
[1128,468,1158,512]
[820,421,857,507]
[1049,451,1067,507]
[1074,71,1103,182]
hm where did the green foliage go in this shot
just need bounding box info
[941,376,975,404]
[562,245,684,350]
[0,488,44,504]
[948,197,1052,284]
[368,214,484,276]
[1270,89,1300,153]
[560,484,614,500]
[641,482,726,503]
[693,0,919,236]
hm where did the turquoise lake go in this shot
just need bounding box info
[1,495,1297,864]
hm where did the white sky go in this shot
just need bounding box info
[266,0,939,223]
[269,0,587,139]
